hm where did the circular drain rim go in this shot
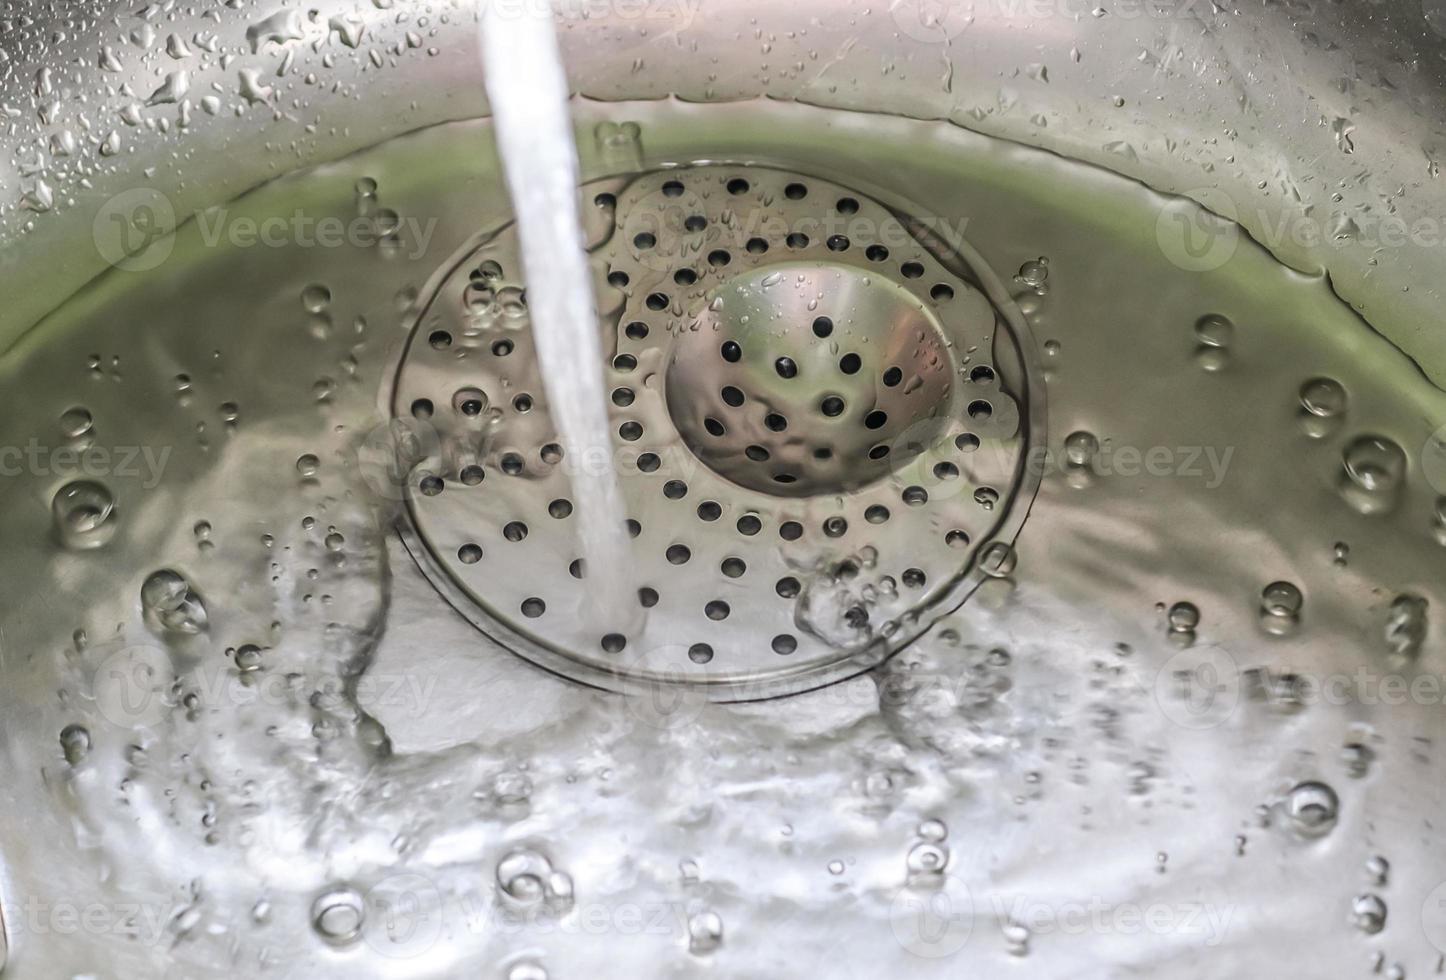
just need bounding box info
[389,164,1045,702]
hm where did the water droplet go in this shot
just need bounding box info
[1285,781,1339,837]
[980,542,1017,578]
[496,849,573,912]
[52,480,117,549]
[1167,601,1199,646]
[1351,893,1387,934]
[1385,594,1428,662]
[59,406,93,440]
[301,284,332,314]
[1339,435,1406,515]
[1259,582,1303,636]
[1298,377,1347,438]
[687,910,724,954]
[311,886,364,945]
[141,569,209,634]
[60,724,91,766]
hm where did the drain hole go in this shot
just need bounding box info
[569,559,586,579]
[787,233,810,249]
[504,521,528,542]
[619,421,643,441]
[689,643,714,664]
[608,271,630,288]
[543,499,570,520]
[737,514,762,536]
[821,395,846,417]
[646,292,669,311]
[634,232,656,250]
[903,568,927,588]
[780,520,803,540]
[864,410,888,430]
[868,444,890,460]
[709,249,732,267]
[823,516,849,538]
[975,487,1000,509]
[931,284,955,303]
[501,453,524,475]
[411,398,434,418]
[594,192,616,210]
[813,316,833,338]
[512,393,533,413]
[839,353,862,375]
[705,600,731,621]
[541,443,563,463]
[521,597,545,617]
[612,387,635,407]
[460,465,485,485]
[866,244,890,262]
[662,180,685,198]
[666,544,692,564]
[639,587,659,608]
[694,502,722,524]
[775,357,798,379]
[704,417,726,437]
[765,413,788,432]
[727,177,750,195]
[721,557,746,578]
[826,235,850,252]
[456,390,486,417]
[419,475,444,496]
[492,338,514,357]
[625,321,649,340]
[776,576,801,598]
[815,447,834,460]
[614,354,637,371]
[674,268,698,286]
[458,543,482,564]
[721,385,745,407]
[882,366,903,387]
[721,341,742,362]
[903,486,928,506]
[970,365,996,383]
[746,238,769,254]
[428,330,452,349]
[684,214,707,232]
[626,519,642,538]
[637,452,661,472]
[956,433,981,452]
[934,462,959,480]
[901,261,924,279]
[968,399,993,421]
[773,473,797,485]
[772,634,798,655]
[836,196,860,214]
[946,529,971,548]
[865,505,890,524]
[784,182,808,200]
[601,633,627,653]
[745,445,770,462]
[663,480,688,499]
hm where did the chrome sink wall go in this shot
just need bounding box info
[2,0,1445,384]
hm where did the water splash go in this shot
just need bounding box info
[478,2,634,627]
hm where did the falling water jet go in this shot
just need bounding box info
[478,2,636,630]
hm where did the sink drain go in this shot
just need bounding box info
[392,165,1041,700]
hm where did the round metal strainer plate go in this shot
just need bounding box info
[392,165,1040,700]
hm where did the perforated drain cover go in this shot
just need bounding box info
[392,166,1041,700]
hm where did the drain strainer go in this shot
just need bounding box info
[393,166,1040,700]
